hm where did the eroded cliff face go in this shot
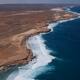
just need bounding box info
[0,8,77,71]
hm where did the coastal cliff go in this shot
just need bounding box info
[0,8,77,71]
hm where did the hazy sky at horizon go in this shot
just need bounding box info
[0,0,79,4]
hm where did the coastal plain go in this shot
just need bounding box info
[0,5,77,71]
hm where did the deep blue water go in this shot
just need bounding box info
[37,7,80,80]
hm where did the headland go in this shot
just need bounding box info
[0,4,78,71]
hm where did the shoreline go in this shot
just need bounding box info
[0,8,79,72]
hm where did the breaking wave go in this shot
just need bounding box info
[6,30,56,80]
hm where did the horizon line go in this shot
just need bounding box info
[0,3,79,5]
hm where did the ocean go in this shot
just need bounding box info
[0,6,80,80]
[41,18,80,80]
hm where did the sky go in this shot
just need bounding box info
[0,0,80,4]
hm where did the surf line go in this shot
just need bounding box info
[7,14,80,80]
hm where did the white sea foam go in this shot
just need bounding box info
[48,23,59,32]
[7,34,55,80]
